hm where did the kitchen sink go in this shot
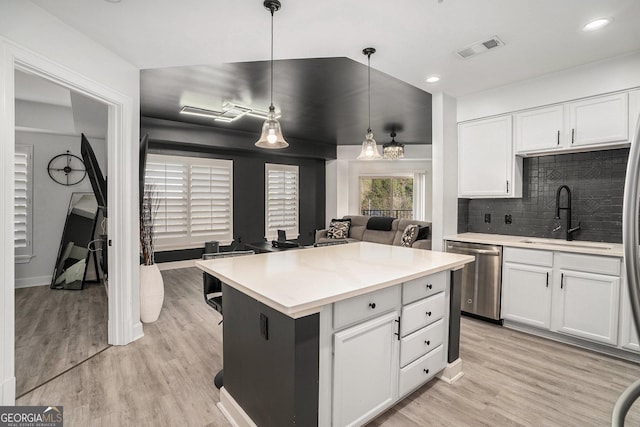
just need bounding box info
[519,239,613,250]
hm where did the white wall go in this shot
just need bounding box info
[458,51,640,122]
[431,93,458,252]
[14,131,107,288]
[328,144,432,225]
[0,0,141,404]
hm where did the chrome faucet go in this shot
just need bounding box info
[555,185,581,241]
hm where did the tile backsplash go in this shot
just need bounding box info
[458,148,629,243]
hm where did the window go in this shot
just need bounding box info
[265,163,299,240]
[145,154,233,249]
[15,145,33,262]
[360,176,414,219]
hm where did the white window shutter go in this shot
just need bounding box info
[14,148,29,249]
[145,154,233,249]
[265,164,299,240]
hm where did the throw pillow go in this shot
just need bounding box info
[400,224,419,247]
[327,219,351,239]
[416,225,430,241]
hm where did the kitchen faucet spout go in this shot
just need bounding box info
[555,185,580,241]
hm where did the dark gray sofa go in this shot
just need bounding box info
[315,215,432,250]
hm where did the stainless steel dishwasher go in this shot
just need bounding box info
[445,241,503,321]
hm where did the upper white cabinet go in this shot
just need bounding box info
[567,93,628,147]
[458,115,522,198]
[629,89,640,143]
[515,105,564,153]
[514,92,631,155]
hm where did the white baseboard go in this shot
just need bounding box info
[437,358,464,384]
[157,260,197,271]
[14,275,50,289]
[218,387,257,427]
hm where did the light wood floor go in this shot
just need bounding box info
[15,281,109,397]
[17,267,640,426]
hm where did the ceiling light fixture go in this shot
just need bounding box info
[426,76,440,83]
[383,131,405,160]
[357,47,382,160]
[180,103,276,123]
[582,17,612,32]
[255,0,288,149]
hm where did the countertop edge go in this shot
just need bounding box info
[444,233,623,258]
[196,254,474,319]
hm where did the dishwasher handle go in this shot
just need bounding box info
[446,244,501,256]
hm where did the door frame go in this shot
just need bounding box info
[1,38,142,404]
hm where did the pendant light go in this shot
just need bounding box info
[357,47,382,159]
[255,0,289,149]
[383,131,405,160]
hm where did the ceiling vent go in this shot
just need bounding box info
[455,36,505,59]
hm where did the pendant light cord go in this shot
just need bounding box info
[270,7,274,108]
[367,53,371,132]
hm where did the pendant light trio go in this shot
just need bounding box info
[256,1,404,160]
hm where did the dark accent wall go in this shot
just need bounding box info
[458,148,628,243]
[144,119,327,263]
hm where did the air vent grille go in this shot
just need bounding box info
[456,36,504,59]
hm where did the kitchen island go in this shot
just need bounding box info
[196,242,474,427]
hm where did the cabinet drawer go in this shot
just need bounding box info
[402,271,447,305]
[400,319,444,367]
[399,345,445,397]
[555,252,620,276]
[504,247,553,267]
[333,285,400,330]
[401,292,445,336]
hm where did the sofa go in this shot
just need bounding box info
[315,215,432,250]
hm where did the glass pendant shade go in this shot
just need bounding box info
[357,130,382,159]
[255,106,289,149]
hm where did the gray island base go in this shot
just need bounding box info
[196,242,474,427]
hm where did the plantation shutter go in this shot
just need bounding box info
[144,154,233,249]
[189,161,233,243]
[145,156,188,240]
[265,163,299,240]
[14,146,30,250]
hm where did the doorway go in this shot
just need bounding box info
[13,70,110,397]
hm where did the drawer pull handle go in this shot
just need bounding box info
[369,303,376,309]
[426,284,433,290]
[423,369,430,374]
[425,340,430,346]
[426,311,432,317]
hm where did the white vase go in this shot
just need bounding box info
[140,263,164,323]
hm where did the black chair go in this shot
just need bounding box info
[202,250,254,388]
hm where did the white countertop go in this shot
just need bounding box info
[196,242,474,318]
[444,233,623,257]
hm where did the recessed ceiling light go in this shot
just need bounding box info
[426,76,440,84]
[582,17,612,32]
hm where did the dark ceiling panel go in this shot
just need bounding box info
[140,57,432,146]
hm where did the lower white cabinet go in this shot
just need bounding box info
[502,248,623,347]
[502,262,552,328]
[619,271,639,351]
[552,269,620,345]
[333,311,399,427]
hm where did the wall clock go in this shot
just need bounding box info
[47,150,87,186]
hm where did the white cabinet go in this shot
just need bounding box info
[502,262,552,329]
[458,115,522,198]
[619,271,639,352]
[501,248,623,347]
[567,93,628,147]
[552,269,620,345]
[515,105,564,153]
[630,89,640,144]
[333,311,400,427]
